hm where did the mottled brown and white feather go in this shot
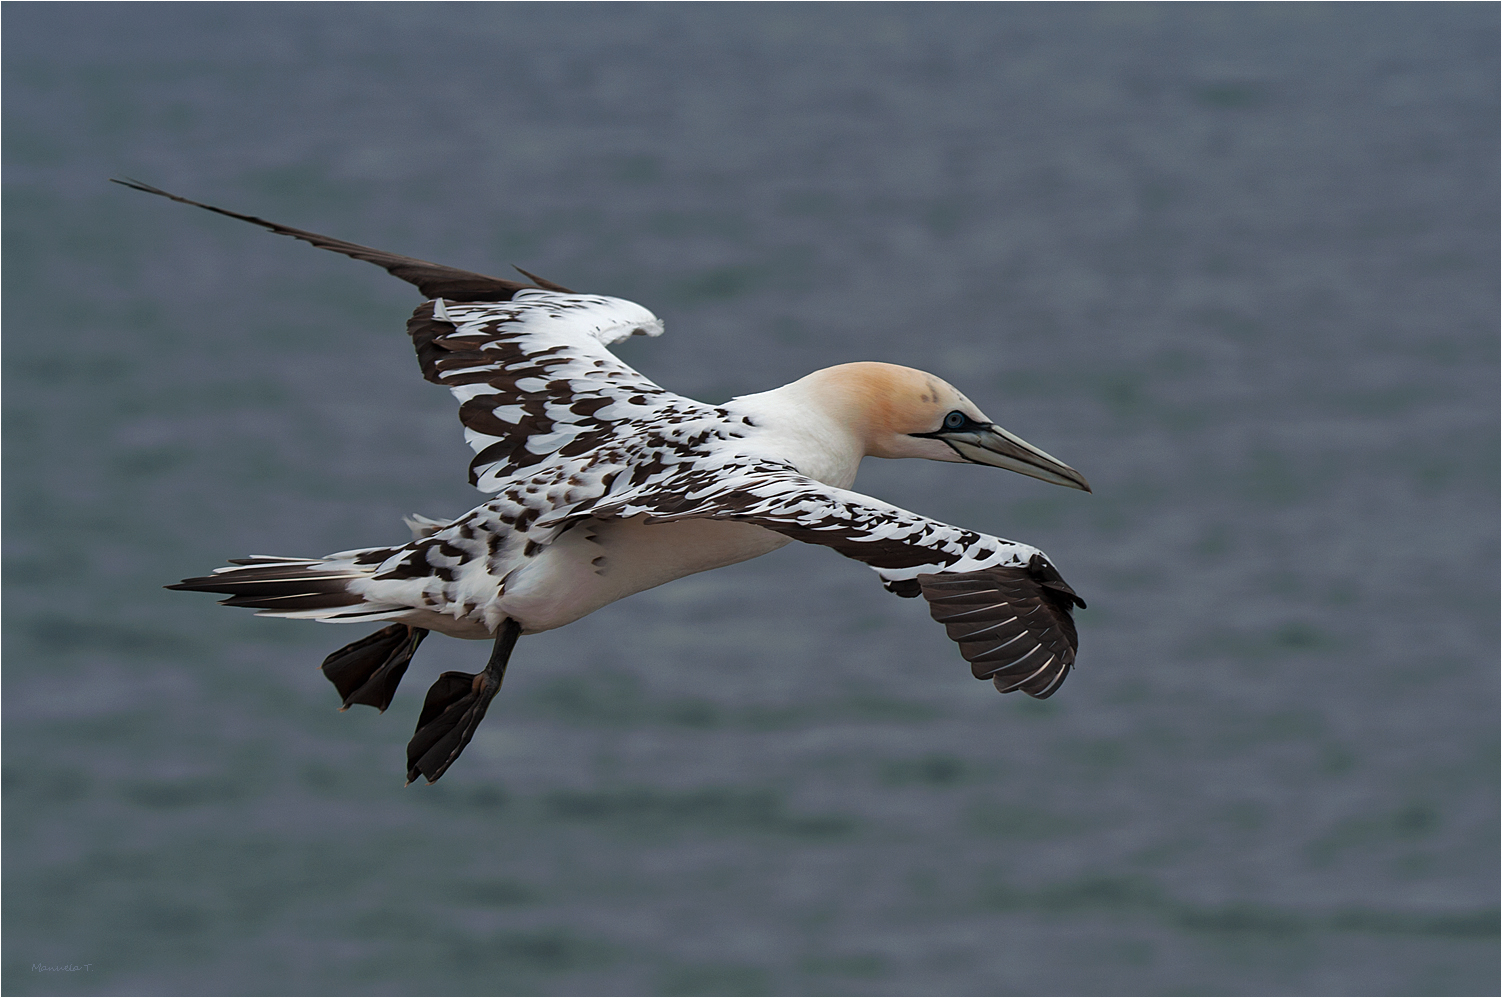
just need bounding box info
[140,182,1087,698]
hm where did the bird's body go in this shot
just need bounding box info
[325,511,794,640]
[128,180,1091,784]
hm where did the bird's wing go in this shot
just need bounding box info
[114,179,711,496]
[573,469,1085,698]
[112,178,552,301]
[410,295,718,493]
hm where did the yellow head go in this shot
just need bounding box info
[801,362,1090,491]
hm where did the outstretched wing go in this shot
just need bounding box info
[115,180,712,496]
[111,178,555,301]
[409,296,716,493]
[579,469,1086,698]
[912,566,1082,698]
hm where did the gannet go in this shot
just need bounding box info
[121,179,1091,785]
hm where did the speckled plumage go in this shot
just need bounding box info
[142,180,1089,781]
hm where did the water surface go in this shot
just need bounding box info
[4,5,1497,995]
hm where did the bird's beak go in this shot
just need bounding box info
[941,425,1092,492]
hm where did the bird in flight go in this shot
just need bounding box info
[120,179,1091,785]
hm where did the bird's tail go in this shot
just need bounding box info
[167,552,406,623]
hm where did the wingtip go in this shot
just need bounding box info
[111,177,177,199]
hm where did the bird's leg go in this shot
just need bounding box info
[321,624,428,712]
[405,618,521,785]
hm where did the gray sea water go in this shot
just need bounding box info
[4,5,1497,996]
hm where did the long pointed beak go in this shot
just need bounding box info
[942,425,1092,492]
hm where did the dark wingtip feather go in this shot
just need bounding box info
[1026,553,1087,610]
[883,578,923,598]
[917,561,1083,700]
[113,178,538,302]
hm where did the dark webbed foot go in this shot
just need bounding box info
[321,624,428,711]
[406,619,520,785]
[405,671,496,784]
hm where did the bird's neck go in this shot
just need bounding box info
[727,374,871,490]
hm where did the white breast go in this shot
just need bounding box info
[496,515,791,633]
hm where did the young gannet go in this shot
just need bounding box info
[121,180,1091,785]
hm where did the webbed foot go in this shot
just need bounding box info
[321,624,428,712]
[405,619,520,784]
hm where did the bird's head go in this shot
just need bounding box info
[810,362,1091,492]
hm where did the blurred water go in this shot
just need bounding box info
[3,5,1497,995]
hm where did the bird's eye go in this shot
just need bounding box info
[943,410,968,430]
